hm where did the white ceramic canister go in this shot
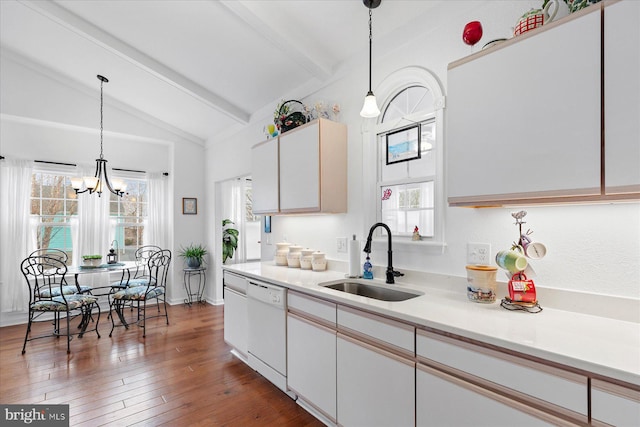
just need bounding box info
[300,249,314,270]
[274,242,291,266]
[287,245,303,268]
[311,251,327,271]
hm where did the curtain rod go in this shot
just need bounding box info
[31,160,169,176]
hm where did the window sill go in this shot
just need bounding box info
[368,237,447,254]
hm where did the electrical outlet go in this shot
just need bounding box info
[337,237,348,253]
[467,243,491,265]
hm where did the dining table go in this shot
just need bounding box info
[67,261,138,328]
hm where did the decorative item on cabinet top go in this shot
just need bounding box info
[274,100,307,133]
[564,0,601,13]
[514,0,559,36]
[272,99,341,135]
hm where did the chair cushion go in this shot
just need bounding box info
[110,277,156,288]
[113,285,164,301]
[31,294,98,311]
[38,285,92,298]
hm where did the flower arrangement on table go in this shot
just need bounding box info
[82,254,103,267]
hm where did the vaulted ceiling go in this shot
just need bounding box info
[1,0,444,146]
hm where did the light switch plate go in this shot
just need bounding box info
[337,237,348,253]
[467,243,491,265]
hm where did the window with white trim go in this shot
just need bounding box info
[110,177,147,261]
[30,171,78,263]
[376,85,441,241]
[30,167,148,263]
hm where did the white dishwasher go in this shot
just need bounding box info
[247,279,292,396]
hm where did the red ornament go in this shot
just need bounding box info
[462,21,483,46]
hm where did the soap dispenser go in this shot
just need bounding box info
[363,255,373,279]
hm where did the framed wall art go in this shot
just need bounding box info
[182,198,197,215]
[386,124,421,165]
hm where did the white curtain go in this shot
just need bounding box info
[144,172,169,249]
[0,159,35,311]
[74,165,110,286]
[221,178,246,264]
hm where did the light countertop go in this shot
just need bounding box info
[224,261,640,387]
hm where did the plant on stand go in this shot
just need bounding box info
[222,219,239,264]
[178,243,207,268]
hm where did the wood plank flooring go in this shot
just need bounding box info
[0,303,324,426]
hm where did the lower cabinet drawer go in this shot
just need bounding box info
[417,329,588,422]
[417,364,573,426]
[591,378,640,427]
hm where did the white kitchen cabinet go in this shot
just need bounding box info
[337,333,415,427]
[417,364,565,426]
[591,379,640,427]
[416,329,588,424]
[279,118,347,213]
[287,291,337,424]
[604,0,640,195]
[251,138,279,214]
[223,272,248,360]
[447,6,602,206]
[336,306,415,427]
[287,313,337,423]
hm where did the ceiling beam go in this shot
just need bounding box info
[219,0,332,81]
[18,0,250,124]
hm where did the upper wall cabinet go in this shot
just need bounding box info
[252,118,347,214]
[252,137,279,214]
[604,0,640,195]
[446,2,640,206]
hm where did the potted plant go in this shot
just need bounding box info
[178,243,207,268]
[82,254,103,267]
[222,219,239,264]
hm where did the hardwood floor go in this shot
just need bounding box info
[0,303,324,427]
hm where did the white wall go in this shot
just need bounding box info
[206,0,640,301]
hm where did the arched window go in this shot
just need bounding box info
[365,67,445,247]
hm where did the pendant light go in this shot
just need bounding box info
[360,0,382,118]
[71,75,126,197]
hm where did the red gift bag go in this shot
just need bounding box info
[508,273,537,303]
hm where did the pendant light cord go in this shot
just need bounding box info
[99,77,104,160]
[368,8,373,93]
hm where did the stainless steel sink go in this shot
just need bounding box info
[320,280,422,302]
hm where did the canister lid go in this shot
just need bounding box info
[466,265,498,271]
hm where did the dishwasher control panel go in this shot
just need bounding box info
[247,280,286,308]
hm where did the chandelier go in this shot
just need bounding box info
[359,0,382,118]
[71,75,126,197]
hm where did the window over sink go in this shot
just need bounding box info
[368,71,445,247]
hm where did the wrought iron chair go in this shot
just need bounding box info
[108,245,162,315]
[27,248,92,296]
[21,254,101,354]
[109,249,171,337]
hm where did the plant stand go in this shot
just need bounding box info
[183,267,206,305]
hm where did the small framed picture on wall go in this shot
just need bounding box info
[182,198,197,215]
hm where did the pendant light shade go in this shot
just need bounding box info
[360,91,381,118]
[360,0,381,118]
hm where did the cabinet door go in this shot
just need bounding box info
[447,8,602,205]
[279,122,320,212]
[604,0,640,195]
[417,364,562,426]
[287,313,337,422]
[223,287,247,357]
[591,379,640,427]
[337,333,414,427]
[251,138,279,213]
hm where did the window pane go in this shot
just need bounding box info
[31,200,40,215]
[379,181,434,237]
